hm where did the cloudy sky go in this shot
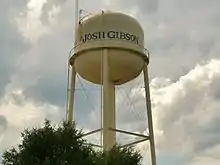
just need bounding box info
[1,0,220,165]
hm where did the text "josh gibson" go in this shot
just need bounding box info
[80,31,140,45]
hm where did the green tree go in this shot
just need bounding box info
[2,120,142,165]
[96,146,142,165]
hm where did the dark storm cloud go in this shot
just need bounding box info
[0,0,30,98]
[23,74,67,107]
[193,132,220,154]
[143,0,220,81]
[109,0,220,82]
[9,0,80,108]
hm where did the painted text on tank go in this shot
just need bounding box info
[80,31,139,45]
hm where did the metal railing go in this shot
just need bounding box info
[69,42,150,63]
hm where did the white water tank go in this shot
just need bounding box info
[71,11,148,85]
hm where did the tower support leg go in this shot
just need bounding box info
[102,48,116,151]
[143,63,157,165]
[68,65,76,122]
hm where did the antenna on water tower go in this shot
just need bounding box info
[66,5,157,165]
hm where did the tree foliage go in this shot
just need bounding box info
[2,120,142,165]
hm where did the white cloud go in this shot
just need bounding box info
[0,88,64,152]
[189,144,220,165]
[126,59,220,164]
[152,59,220,147]
[101,58,220,164]
[15,0,62,43]
[15,0,49,43]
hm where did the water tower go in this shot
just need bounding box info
[67,10,156,165]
